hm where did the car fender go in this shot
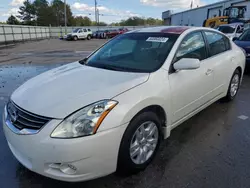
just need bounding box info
[98,69,172,134]
[231,43,245,80]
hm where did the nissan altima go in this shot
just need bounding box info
[3,26,245,182]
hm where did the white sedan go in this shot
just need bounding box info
[3,26,245,182]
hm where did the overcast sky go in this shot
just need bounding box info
[0,0,220,23]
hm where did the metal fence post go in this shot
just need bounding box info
[35,26,37,40]
[40,27,42,39]
[11,25,15,43]
[2,25,7,45]
[28,26,31,40]
[21,26,24,42]
[49,24,51,39]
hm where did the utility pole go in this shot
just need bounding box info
[64,0,67,34]
[97,8,99,26]
[95,0,97,24]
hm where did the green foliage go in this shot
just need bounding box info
[17,0,36,24]
[118,17,163,26]
[73,16,92,26]
[6,15,20,25]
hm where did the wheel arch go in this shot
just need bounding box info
[131,105,167,128]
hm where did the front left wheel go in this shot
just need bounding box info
[117,111,161,175]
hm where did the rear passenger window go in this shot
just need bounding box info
[205,31,229,56]
[175,32,207,61]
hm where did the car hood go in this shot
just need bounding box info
[234,40,250,53]
[11,62,149,119]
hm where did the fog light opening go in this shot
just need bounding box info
[49,163,77,175]
[60,163,77,175]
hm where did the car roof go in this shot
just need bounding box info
[128,26,214,35]
[219,23,243,27]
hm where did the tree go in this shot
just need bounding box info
[17,0,36,25]
[120,17,145,26]
[33,0,52,26]
[7,15,20,25]
[98,22,107,26]
[74,16,92,26]
[51,0,74,26]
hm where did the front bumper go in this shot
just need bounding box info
[2,107,127,182]
[64,35,73,40]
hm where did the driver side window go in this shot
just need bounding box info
[100,39,136,59]
[175,32,207,62]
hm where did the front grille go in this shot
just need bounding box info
[7,101,52,130]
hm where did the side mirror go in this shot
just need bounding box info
[233,37,239,41]
[237,29,243,34]
[174,58,200,71]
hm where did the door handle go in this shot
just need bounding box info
[206,69,213,75]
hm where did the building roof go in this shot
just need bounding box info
[171,0,229,16]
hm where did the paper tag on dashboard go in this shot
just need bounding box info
[146,37,169,43]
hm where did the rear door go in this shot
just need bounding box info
[203,31,233,96]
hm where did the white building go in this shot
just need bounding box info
[162,0,250,27]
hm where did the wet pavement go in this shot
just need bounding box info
[0,39,106,64]
[0,63,250,188]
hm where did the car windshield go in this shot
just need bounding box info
[238,29,250,41]
[217,26,235,34]
[84,32,179,73]
[73,28,81,33]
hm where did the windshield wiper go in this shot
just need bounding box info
[88,63,144,72]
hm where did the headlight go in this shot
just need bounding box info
[51,100,118,138]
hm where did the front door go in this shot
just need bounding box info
[169,31,215,123]
[78,29,84,38]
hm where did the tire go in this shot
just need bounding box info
[73,36,78,41]
[87,35,91,40]
[222,69,241,102]
[117,111,162,175]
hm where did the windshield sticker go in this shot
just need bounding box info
[146,37,169,43]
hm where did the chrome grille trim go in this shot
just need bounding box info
[6,101,52,132]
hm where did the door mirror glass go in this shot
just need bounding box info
[174,58,200,71]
